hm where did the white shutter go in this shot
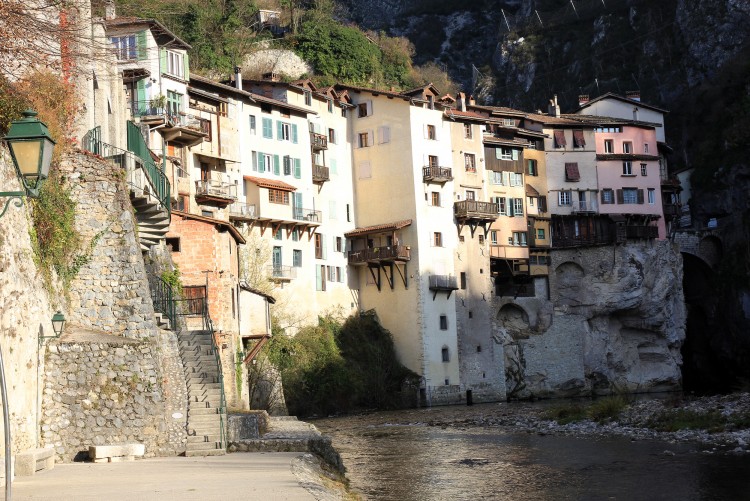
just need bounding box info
[512,149,519,161]
[366,100,373,116]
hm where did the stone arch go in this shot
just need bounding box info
[554,261,585,306]
[698,235,722,268]
[497,303,530,340]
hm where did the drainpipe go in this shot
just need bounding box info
[1,344,12,500]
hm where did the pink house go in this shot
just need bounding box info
[584,118,666,239]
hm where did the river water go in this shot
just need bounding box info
[314,403,750,501]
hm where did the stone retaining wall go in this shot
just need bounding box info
[41,338,185,462]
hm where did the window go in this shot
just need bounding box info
[341,106,347,117]
[433,232,442,247]
[604,139,614,153]
[268,189,289,204]
[478,234,485,244]
[648,188,656,204]
[260,103,272,114]
[277,122,295,142]
[327,99,333,113]
[499,147,513,160]
[111,35,137,60]
[623,142,632,154]
[509,172,523,186]
[426,124,436,140]
[166,237,180,252]
[328,128,336,144]
[623,161,633,175]
[644,143,649,153]
[512,232,528,246]
[622,188,638,204]
[565,162,580,181]
[439,315,448,331]
[249,115,256,135]
[304,90,312,106]
[460,272,466,290]
[572,129,585,148]
[441,346,450,362]
[490,230,498,244]
[528,197,535,207]
[291,228,300,242]
[431,192,441,207]
[167,91,182,115]
[358,132,370,148]
[527,159,537,176]
[464,153,476,172]
[465,190,476,201]
[503,118,515,127]
[497,197,507,215]
[537,228,545,240]
[166,50,185,78]
[490,171,505,185]
[464,123,472,139]
[293,249,302,267]
[641,163,648,176]
[513,198,524,216]
[274,228,282,240]
[601,189,614,204]
[335,237,343,252]
[357,101,371,117]
[558,191,572,206]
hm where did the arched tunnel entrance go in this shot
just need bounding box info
[680,252,734,393]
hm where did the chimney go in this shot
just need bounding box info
[548,94,560,117]
[262,72,281,82]
[468,95,476,106]
[626,90,641,102]
[456,92,467,112]
[104,0,116,20]
[234,66,242,91]
[578,94,590,107]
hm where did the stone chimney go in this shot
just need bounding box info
[548,95,560,117]
[468,95,476,106]
[578,94,590,107]
[626,90,641,102]
[104,0,116,20]
[234,66,242,91]
[456,92,467,112]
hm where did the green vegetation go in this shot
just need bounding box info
[647,409,750,433]
[543,402,587,424]
[160,265,183,293]
[265,311,419,417]
[543,395,628,424]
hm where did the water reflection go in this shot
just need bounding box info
[315,410,750,501]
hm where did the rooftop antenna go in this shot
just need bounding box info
[535,10,544,27]
[501,9,511,32]
[631,73,640,89]
[595,78,600,94]
[570,0,580,19]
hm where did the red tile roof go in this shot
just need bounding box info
[345,220,413,238]
[243,176,297,192]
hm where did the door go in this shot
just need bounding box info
[293,192,303,220]
[578,191,587,211]
[272,246,282,274]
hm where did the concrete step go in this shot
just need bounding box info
[185,441,223,451]
[186,435,222,444]
[185,448,226,457]
[187,407,222,416]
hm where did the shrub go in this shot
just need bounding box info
[586,395,628,423]
[542,402,587,424]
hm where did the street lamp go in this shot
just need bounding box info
[0,109,55,500]
[51,312,66,338]
[0,109,56,218]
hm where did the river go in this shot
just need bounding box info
[314,402,750,501]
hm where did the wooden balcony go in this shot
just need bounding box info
[423,166,453,183]
[312,164,330,184]
[267,265,296,282]
[571,200,599,214]
[228,202,257,221]
[348,245,411,266]
[428,275,458,299]
[662,204,680,217]
[195,180,237,206]
[310,131,328,150]
[163,114,208,146]
[454,200,498,221]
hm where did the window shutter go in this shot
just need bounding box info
[138,31,148,60]
[616,189,624,204]
[316,265,322,290]
[508,197,514,216]
[273,155,280,175]
[262,118,272,138]
[558,192,564,206]
[292,124,298,143]
[366,100,373,116]
[136,78,147,106]
[637,189,645,204]
[368,130,374,145]
[294,158,301,179]
[277,121,283,140]
[495,148,502,160]
[258,152,265,173]
[331,158,338,175]
[322,235,328,259]
[601,191,606,204]
[502,171,508,186]
[512,149,519,161]
[539,195,547,212]
[183,52,190,80]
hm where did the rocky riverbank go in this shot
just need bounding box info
[316,392,750,455]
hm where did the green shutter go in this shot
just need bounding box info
[137,31,148,60]
[277,121,283,140]
[262,118,272,139]
[294,158,301,179]
[258,153,265,173]
[183,52,189,80]
[291,124,298,144]
[273,155,280,175]
[159,47,167,74]
[136,79,147,110]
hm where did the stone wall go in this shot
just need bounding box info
[492,240,686,398]
[62,150,158,339]
[41,337,186,462]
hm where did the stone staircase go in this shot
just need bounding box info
[130,188,170,251]
[178,330,226,457]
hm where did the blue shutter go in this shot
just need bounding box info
[258,153,265,173]
[262,118,272,138]
[291,124,298,144]
[294,158,301,179]
[273,155,280,175]
[277,121,283,140]
[331,158,338,175]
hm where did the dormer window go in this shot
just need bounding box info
[166,50,184,79]
[304,90,312,106]
[111,35,137,60]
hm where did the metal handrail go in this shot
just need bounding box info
[126,122,171,218]
[293,207,321,222]
[147,274,177,328]
[202,302,227,450]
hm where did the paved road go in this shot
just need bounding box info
[12,453,318,500]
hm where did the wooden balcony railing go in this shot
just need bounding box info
[348,245,411,264]
[310,132,328,150]
[423,166,453,183]
[454,200,499,220]
[552,234,614,248]
[312,164,330,183]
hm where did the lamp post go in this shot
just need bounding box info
[0,109,56,218]
[1,109,56,500]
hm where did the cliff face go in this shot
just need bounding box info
[494,242,685,398]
